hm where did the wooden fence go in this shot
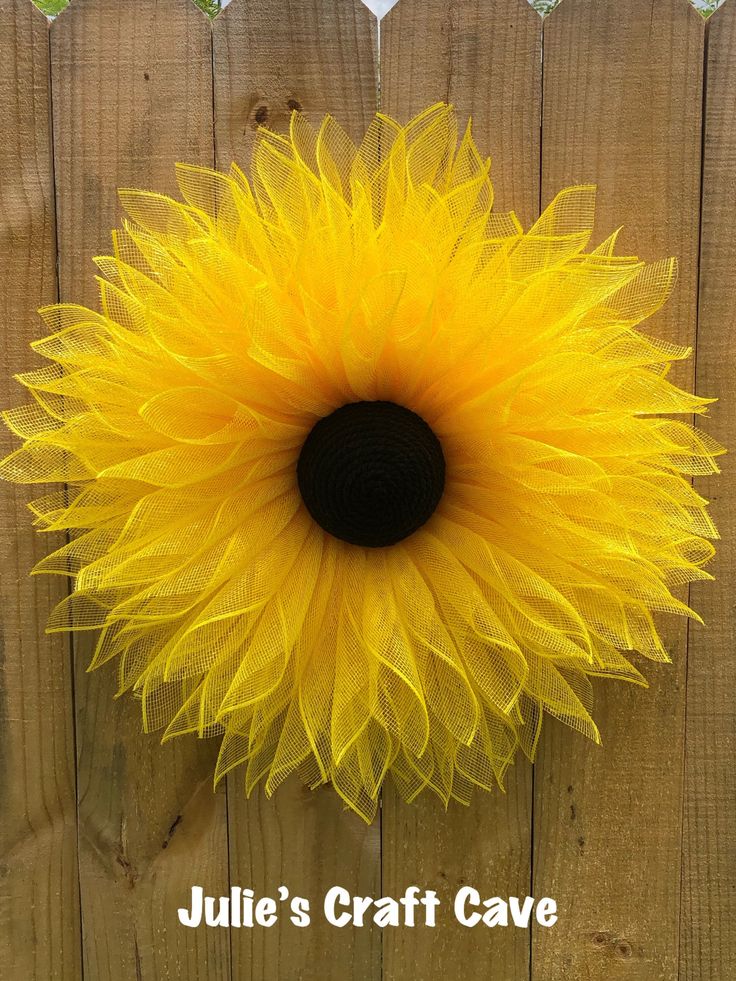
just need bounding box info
[1,0,734,978]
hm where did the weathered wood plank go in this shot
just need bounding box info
[213,0,377,168]
[213,3,381,980]
[222,780,381,981]
[50,2,230,977]
[681,5,736,978]
[533,3,704,979]
[0,2,81,978]
[381,0,542,228]
[380,3,542,979]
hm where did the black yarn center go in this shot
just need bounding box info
[297,401,446,548]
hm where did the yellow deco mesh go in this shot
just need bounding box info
[1,104,722,821]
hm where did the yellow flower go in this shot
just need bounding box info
[1,104,722,821]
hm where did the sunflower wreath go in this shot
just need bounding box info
[1,104,722,821]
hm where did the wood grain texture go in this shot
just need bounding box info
[381,0,542,227]
[532,3,705,979]
[49,2,230,978]
[224,779,381,981]
[213,3,381,980]
[681,6,736,979]
[0,2,81,978]
[380,3,542,979]
[213,0,377,169]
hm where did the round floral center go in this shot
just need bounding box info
[297,400,446,548]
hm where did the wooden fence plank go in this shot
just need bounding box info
[532,3,705,979]
[381,0,542,229]
[50,2,230,978]
[213,0,377,166]
[0,2,82,978]
[380,3,542,979]
[681,5,736,978]
[212,3,381,980]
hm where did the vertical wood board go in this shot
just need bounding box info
[380,2,542,979]
[681,5,736,979]
[533,3,705,980]
[213,3,381,979]
[0,2,81,977]
[50,1,230,978]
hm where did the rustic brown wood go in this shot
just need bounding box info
[532,3,705,979]
[681,5,736,979]
[49,2,230,978]
[381,0,542,228]
[213,0,378,169]
[213,3,381,980]
[0,2,82,978]
[223,779,381,981]
[380,3,542,979]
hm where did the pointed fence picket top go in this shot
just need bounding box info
[27,0,736,21]
[31,0,69,16]
[522,0,731,17]
[29,0,237,17]
[358,0,400,17]
[362,0,733,20]
[187,0,233,18]
[689,0,730,17]
[527,0,564,15]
